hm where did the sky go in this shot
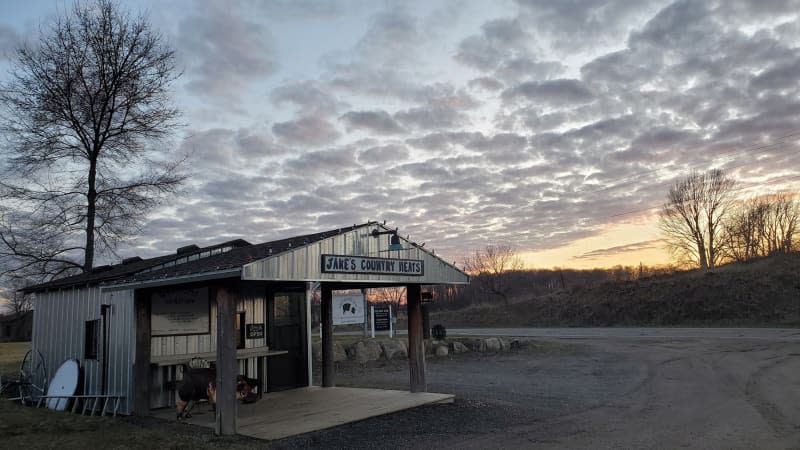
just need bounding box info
[0,0,799,270]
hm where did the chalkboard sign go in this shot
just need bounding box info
[246,323,265,339]
[374,305,391,331]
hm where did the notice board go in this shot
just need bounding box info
[373,305,391,331]
[151,287,210,336]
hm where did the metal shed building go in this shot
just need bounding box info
[24,221,469,434]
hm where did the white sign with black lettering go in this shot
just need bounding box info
[151,287,210,336]
[333,294,365,325]
[321,254,424,276]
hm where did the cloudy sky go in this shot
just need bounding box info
[1,0,799,269]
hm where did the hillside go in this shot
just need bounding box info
[431,252,800,327]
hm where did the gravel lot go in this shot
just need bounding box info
[273,332,800,449]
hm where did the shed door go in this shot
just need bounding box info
[268,291,307,391]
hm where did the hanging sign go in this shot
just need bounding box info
[246,323,265,339]
[321,254,424,276]
[333,294,365,325]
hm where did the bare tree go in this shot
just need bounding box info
[722,194,799,261]
[659,169,735,270]
[0,0,185,281]
[370,287,406,311]
[0,277,33,315]
[463,244,524,307]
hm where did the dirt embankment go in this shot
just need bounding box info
[433,253,800,328]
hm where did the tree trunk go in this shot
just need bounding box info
[83,156,98,273]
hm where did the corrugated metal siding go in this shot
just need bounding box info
[242,226,469,284]
[31,287,136,414]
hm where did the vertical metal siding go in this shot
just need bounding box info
[242,226,469,284]
[148,284,266,408]
[30,286,137,414]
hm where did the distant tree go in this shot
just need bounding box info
[370,287,406,311]
[722,194,799,261]
[463,244,524,307]
[659,169,735,270]
[0,277,33,316]
[0,0,185,282]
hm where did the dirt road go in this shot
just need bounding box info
[278,329,800,449]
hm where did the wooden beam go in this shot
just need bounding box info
[215,284,238,435]
[321,283,334,387]
[407,284,426,392]
[132,290,151,416]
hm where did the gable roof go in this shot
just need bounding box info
[23,223,373,293]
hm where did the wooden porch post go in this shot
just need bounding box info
[133,290,151,416]
[215,284,238,435]
[407,284,426,392]
[321,283,335,387]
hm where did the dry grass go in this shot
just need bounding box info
[0,341,30,379]
[432,252,800,328]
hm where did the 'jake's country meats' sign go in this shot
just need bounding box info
[321,254,424,276]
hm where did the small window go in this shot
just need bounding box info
[84,320,99,360]
[236,312,246,349]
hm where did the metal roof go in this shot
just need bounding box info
[23,224,373,292]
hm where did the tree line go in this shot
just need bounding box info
[659,169,798,269]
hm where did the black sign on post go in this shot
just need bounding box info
[373,305,391,331]
[246,323,265,339]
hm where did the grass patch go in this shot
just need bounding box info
[0,341,30,379]
[0,400,261,449]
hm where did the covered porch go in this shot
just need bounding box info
[151,386,454,440]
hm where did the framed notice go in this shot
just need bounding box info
[151,287,210,336]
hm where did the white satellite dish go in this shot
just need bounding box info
[46,359,81,411]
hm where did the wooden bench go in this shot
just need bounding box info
[150,347,289,396]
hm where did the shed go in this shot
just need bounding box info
[23,221,469,434]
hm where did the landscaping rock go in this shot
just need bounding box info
[434,345,449,357]
[483,337,502,352]
[380,339,407,360]
[312,342,348,362]
[463,339,484,352]
[499,338,510,351]
[335,342,348,362]
[353,340,383,364]
[312,342,322,363]
[449,341,469,354]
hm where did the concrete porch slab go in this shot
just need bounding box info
[151,386,454,441]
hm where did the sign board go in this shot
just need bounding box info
[333,294,365,325]
[321,254,424,276]
[373,305,391,331]
[151,287,209,336]
[246,323,265,339]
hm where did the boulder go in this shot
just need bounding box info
[312,342,322,363]
[463,339,484,352]
[434,345,449,357]
[312,342,349,362]
[380,339,408,360]
[483,337,502,352]
[334,342,348,362]
[499,338,510,351]
[353,340,383,364]
[449,341,469,354]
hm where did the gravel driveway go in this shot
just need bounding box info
[273,331,800,449]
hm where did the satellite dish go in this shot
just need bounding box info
[46,359,81,411]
